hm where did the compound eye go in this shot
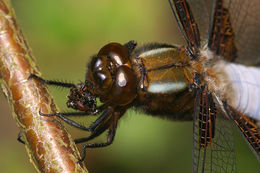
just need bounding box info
[91,56,107,72]
[98,42,129,66]
[93,71,112,90]
[110,66,136,105]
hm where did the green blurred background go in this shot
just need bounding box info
[0,0,259,172]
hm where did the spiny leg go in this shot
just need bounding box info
[39,111,93,131]
[74,107,115,144]
[39,106,113,132]
[78,108,125,162]
[39,99,105,120]
[86,107,114,131]
[78,113,119,162]
[74,116,112,144]
[78,129,115,163]
[84,123,116,148]
[28,74,75,88]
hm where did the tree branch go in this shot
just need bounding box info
[0,0,88,172]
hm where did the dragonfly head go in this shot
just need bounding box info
[66,82,97,113]
[86,42,137,106]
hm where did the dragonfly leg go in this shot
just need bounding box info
[28,74,75,88]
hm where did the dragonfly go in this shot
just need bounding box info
[27,0,260,172]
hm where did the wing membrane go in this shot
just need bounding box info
[208,0,237,61]
[228,0,260,64]
[206,0,260,64]
[193,87,236,173]
[169,0,200,57]
[224,104,260,160]
[184,0,260,64]
[186,0,213,46]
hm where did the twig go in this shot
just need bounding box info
[0,0,88,172]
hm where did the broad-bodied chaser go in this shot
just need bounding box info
[28,0,260,172]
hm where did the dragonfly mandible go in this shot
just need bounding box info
[24,0,260,172]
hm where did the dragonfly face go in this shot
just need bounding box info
[31,0,260,172]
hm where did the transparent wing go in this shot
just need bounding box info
[193,88,236,173]
[224,104,260,160]
[206,0,260,64]
[185,0,260,64]
[227,0,260,64]
[186,0,213,46]
[168,0,201,57]
[208,0,237,61]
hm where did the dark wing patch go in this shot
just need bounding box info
[208,0,237,61]
[193,87,236,173]
[224,104,260,160]
[186,0,213,46]
[169,0,200,57]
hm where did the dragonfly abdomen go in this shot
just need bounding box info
[224,63,260,121]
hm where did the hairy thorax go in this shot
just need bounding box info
[199,47,260,121]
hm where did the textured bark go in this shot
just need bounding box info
[0,0,88,172]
